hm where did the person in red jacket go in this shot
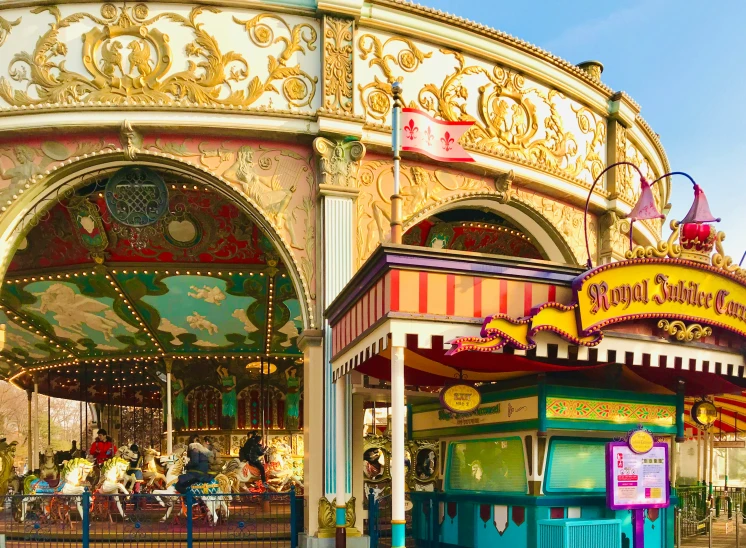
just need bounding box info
[89,429,116,465]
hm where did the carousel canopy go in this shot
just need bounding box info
[0,167,303,407]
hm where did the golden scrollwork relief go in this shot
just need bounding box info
[356,159,503,266]
[417,51,605,181]
[512,187,597,265]
[322,17,353,114]
[314,137,366,188]
[356,35,606,183]
[657,320,712,342]
[0,16,20,48]
[357,33,432,122]
[0,5,318,109]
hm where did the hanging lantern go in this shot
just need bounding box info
[625,178,665,222]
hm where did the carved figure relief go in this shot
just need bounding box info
[314,138,366,188]
[512,187,597,265]
[599,211,630,262]
[355,158,496,266]
[0,5,318,109]
[322,17,354,113]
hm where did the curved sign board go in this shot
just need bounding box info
[440,384,481,414]
[574,259,746,338]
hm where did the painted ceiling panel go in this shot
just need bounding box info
[118,272,268,354]
[2,272,158,356]
[0,309,66,373]
[269,274,303,354]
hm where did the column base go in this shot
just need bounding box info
[391,520,406,548]
[300,533,369,548]
[316,527,362,539]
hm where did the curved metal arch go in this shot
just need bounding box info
[0,151,315,330]
[402,194,579,265]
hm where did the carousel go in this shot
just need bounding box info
[0,166,305,536]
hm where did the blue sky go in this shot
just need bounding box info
[422,0,746,263]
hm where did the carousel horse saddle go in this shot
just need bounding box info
[242,463,263,477]
[29,479,58,494]
[189,481,221,495]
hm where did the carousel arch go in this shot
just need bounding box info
[0,151,315,330]
[402,195,580,265]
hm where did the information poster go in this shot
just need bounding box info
[606,441,669,510]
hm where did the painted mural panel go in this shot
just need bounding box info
[0,309,65,371]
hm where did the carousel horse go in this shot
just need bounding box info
[142,448,166,489]
[117,447,141,493]
[221,457,265,493]
[18,458,94,523]
[264,443,301,492]
[152,448,231,525]
[93,456,131,520]
[39,446,58,482]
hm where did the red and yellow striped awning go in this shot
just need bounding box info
[685,394,746,435]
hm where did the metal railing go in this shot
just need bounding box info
[0,488,302,548]
[367,490,415,548]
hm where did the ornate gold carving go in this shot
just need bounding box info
[0,15,21,48]
[512,187,596,264]
[657,320,712,342]
[626,220,682,260]
[322,17,353,113]
[0,440,17,497]
[358,34,431,122]
[233,14,318,107]
[494,170,514,204]
[119,121,142,162]
[416,51,605,180]
[712,230,746,279]
[317,496,358,537]
[356,161,493,264]
[314,137,366,188]
[0,6,318,109]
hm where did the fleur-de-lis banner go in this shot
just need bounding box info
[400,108,475,162]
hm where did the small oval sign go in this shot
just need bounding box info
[691,401,717,427]
[440,384,481,414]
[404,500,413,512]
[628,430,654,454]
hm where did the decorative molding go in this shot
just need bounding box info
[0,5,318,110]
[313,137,366,188]
[658,320,712,343]
[546,397,675,426]
[322,16,354,114]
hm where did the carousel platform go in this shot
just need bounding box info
[0,493,299,546]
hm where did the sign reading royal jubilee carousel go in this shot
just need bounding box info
[575,260,746,338]
[448,220,746,355]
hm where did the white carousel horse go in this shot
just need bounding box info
[19,458,94,523]
[152,448,231,525]
[116,447,141,492]
[264,444,301,492]
[94,456,131,519]
[142,448,166,489]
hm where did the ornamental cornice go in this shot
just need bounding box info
[0,0,317,16]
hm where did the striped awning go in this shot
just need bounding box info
[685,395,746,435]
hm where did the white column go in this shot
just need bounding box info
[335,378,347,538]
[166,369,173,455]
[26,390,32,473]
[696,429,702,483]
[390,346,406,548]
[33,378,39,470]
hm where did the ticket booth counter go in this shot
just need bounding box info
[408,382,681,548]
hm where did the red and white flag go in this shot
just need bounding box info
[398,108,474,163]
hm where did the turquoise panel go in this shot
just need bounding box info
[545,438,607,493]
